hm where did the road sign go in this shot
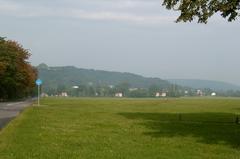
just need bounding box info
[35,79,42,106]
[35,79,42,86]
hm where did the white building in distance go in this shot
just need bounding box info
[129,88,138,91]
[156,92,167,97]
[211,92,217,96]
[41,93,49,97]
[115,93,123,97]
[197,90,203,96]
[60,92,68,97]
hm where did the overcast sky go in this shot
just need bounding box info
[1,0,240,85]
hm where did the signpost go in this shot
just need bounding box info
[35,79,43,106]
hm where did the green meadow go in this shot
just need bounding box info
[0,98,240,159]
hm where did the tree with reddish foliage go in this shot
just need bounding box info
[0,37,38,100]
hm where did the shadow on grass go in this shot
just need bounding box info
[119,112,240,148]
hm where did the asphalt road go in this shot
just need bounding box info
[0,99,34,129]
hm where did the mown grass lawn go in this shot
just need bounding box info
[0,98,240,159]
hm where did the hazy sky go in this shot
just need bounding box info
[1,0,240,85]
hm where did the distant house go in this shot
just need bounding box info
[41,93,49,97]
[72,86,79,89]
[60,92,68,97]
[129,88,138,91]
[156,92,160,97]
[211,92,217,96]
[156,92,167,97]
[161,92,167,97]
[115,93,123,97]
[197,90,203,96]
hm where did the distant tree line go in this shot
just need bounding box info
[42,81,240,98]
[41,82,200,98]
[217,90,240,97]
[0,37,37,101]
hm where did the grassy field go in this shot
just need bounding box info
[0,98,240,159]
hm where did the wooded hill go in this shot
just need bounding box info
[37,63,172,91]
[37,64,240,97]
